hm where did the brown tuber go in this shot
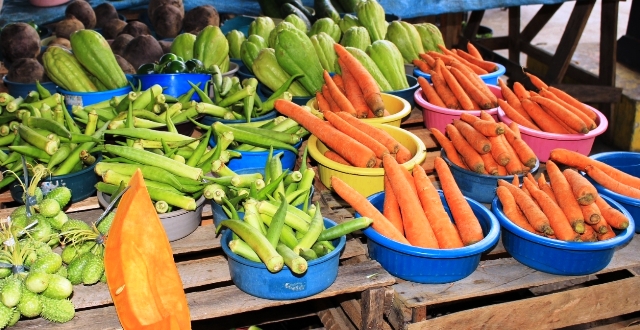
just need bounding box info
[119,21,151,38]
[183,5,220,34]
[151,4,184,39]
[122,35,164,71]
[110,34,134,56]
[102,19,127,39]
[94,3,120,29]
[47,37,72,50]
[148,0,184,20]
[0,23,41,63]
[158,40,173,54]
[7,58,47,83]
[115,55,136,74]
[55,15,85,40]
[65,0,97,29]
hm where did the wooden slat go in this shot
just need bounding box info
[508,6,521,63]
[407,276,640,330]
[599,0,618,87]
[474,36,510,51]
[550,84,622,104]
[461,10,484,41]
[404,127,437,149]
[401,107,425,127]
[519,3,563,43]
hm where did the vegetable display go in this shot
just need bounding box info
[136,53,206,74]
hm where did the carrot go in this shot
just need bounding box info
[592,214,611,235]
[335,112,400,154]
[395,143,413,164]
[480,152,498,175]
[537,173,558,204]
[339,62,371,119]
[524,177,580,241]
[459,113,504,137]
[538,89,597,130]
[501,135,527,175]
[521,98,570,134]
[331,176,409,244]
[498,99,540,131]
[526,172,537,187]
[430,69,460,110]
[579,224,598,242]
[513,82,530,100]
[466,42,484,60]
[480,110,495,122]
[324,110,389,159]
[417,76,445,108]
[419,52,437,67]
[509,122,522,138]
[434,157,485,245]
[562,168,598,205]
[374,157,383,168]
[546,160,585,233]
[324,150,352,165]
[584,164,640,199]
[497,79,529,121]
[334,43,384,116]
[430,128,467,170]
[275,100,377,168]
[487,134,510,166]
[332,73,345,95]
[413,164,464,249]
[497,164,508,176]
[594,195,630,230]
[455,49,498,73]
[437,45,488,75]
[543,105,580,134]
[500,123,537,168]
[383,175,404,235]
[322,85,341,113]
[496,186,536,233]
[324,70,357,117]
[498,179,554,235]
[427,51,455,65]
[412,59,432,74]
[445,123,485,173]
[549,149,640,190]
[452,119,491,154]
[596,223,616,241]
[580,200,602,225]
[548,87,597,122]
[451,62,497,107]
[524,72,549,91]
[512,174,520,186]
[383,154,439,248]
[402,166,418,195]
[450,67,493,110]
[316,92,331,113]
[531,96,588,134]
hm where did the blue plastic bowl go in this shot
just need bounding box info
[413,63,506,86]
[259,83,313,106]
[199,108,277,127]
[2,76,57,99]
[9,153,103,204]
[133,72,211,102]
[208,137,301,173]
[220,218,346,300]
[492,194,635,275]
[385,74,419,108]
[587,151,640,233]
[220,16,255,37]
[57,76,134,112]
[359,191,500,284]
[236,64,255,81]
[441,149,540,204]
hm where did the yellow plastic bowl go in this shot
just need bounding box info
[307,123,427,197]
[305,93,411,127]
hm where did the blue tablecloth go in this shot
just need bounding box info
[0,0,571,27]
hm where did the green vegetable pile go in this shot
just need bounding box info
[136,53,207,75]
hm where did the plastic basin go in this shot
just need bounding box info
[58,84,132,113]
[492,195,635,275]
[307,123,427,197]
[98,192,205,241]
[386,75,420,108]
[498,106,608,162]
[306,93,411,128]
[133,73,211,102]
[220,218,346,300]
[236,64,255,81]
[9,153,102,204]
[208,138,301,174]
[3,76,57,99]
[360,191,500,284]
[413,62,506,86]
[259,84,313,106]
[441,149,540,204]
[223,62,240,78]
[198,101,276,126]
[587,151,640,233]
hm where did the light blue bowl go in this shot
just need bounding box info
[413,62,506,86]
[385,74,419,108]
[198,108,277,127]
[133,72,212,102]
[57,76,134,112]
[208,138,301,174]
[2,76,57,99]
[236,64,255,81]
[360,191,500,284]
[220,218,346,300]
[492,194,635,275]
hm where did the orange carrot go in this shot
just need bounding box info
[496,186,537,233]
[455,49,498,73]
[417,76,445,108]
[324,70,357,117]
[596,222,616,241]
[437,45,488,75]
[549,149,640,190]
[459,112,504,136]
[480,152,498,175]
[430,128,467,170]
[452,119,491,154]
[521,98,570,134]
[334,43,384,116]
[445,124,485,173]
[525,72,548,91]
[544,105,580,134]
[324,150,352,165]
[413,164,464,249]
[451,62,497,107]
[322,85,341,113]
[498,179,554,235]
[466,42,483,60]
[512,174,520,186]
[419,52,437,67]
[548,87,597,122]
[479,110,495,122]
[316,92,331,113]
[395,143,413,164]
[513,82,530,101]
[501,135,527,175]
[497,79,530,120]
[323,110,389,159]
[580,200,602,225]
[383,175,404,235]
[335,112,400,154]
[402,167,418,195]
[275,100,377,168]
[594,195,630,230]
[487,134,510,166]
[497,164,508,176]
[584,165,640,199]
[332,73,345,94]
[498,99,540,131]
[427,51,455,65]
[339,62,371,119]
[331,176,409,244]
[450,67,493,110]
[538,89,597,130]
[434,157,485,245]
[524,177,580,241]
[500,123,537,168]
[546,161,585,233]
[430,69,460,110]
[562,168,598,205]
[579,224,598,242]
[508,122,522,138]
[531,96,588,134]
[412,59,432,74]
[383,154,439,248]
[537,173,558,204]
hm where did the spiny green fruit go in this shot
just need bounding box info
[0,268,11,280]
[24,249,38,268]
[82,254,104,285]
[40,296,75,323]
[49,211,69,231]
[7,308,20,327]
[60,219,92,233]
[61,245,78,265]
[30,214,53,242]
[22,186,43,204]
[77,240,96,255]
[47,235,60,248]
[10,213,31,233]
[31,252,62,274]
[35,199,61,218]
[67,253,92,285]
[42,274,73,299]
[18,287,42,318]
[44,186,72,208]
[0,303,13,329]
[25,272,50,293]
[99,271,106,283]
[55,265,68,278]
[33,240,53,256]
[10,205,27,218]
[96,212,115,235]
[1,277,22,308]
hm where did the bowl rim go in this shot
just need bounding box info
[441,148,540,179]
[307,123,427,176]
[209,136,302,154]
[497,105,609,140]
[201,108,278,125]
[361,191,501,258]
[2,75,56,86]
[386,74,419,94]
[414,62,506,79]
[220,217,347,270]
[306,92,412,124]
[585,152,640,206]
[132,72,213,79]
[414,84,501,115]
[492,194,635,250]
[97,191,207,217]
[57,83,133,96]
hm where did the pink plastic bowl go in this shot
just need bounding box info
[414,84,503,134]
[498,105,608,162]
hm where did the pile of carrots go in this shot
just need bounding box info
[413,43,499,75]
[331,155,484,249]
[431,111,537,176]
[549,148,640,200]
[497,73,599,134]
[497,156,630,242]
[314,44,390,119]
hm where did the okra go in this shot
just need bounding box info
[188,81,214,105]
[218,85,254,108]
[6,96,24,112]
[40,105,53,121]
[115,91,138,113]
[0,93,15,106]
[94,162,183,190]
[291,168,315,206]
[35,80,52,99]
[211,160,237,177]
[23,93,62,110]
[276,243,307,274]
[230,173,264,188]
[229,239,261,263]
[104,144,203,180]
[216,219,283,273]
[104,128,193,142]
[132,84,163,110]
[240,199,264,234]
[199,131,234,173]
[213,122,297,153]
[0,132,15,147]
[185,128,211,167]
[25,90,40,103]
[203,183,228,202]
[299,248,318,261]
[7,145,51,162]
[177,83,199,108]
[17,124,59,155]
[257,200,310,232]
[53,121,108,176]
[211,65,223,93]
[47,144,72,170]
[219,76,232,97]
[261,92,292,113]
[155,200,169,214]
[170,106,198,124]
[311,242,330,258]
[98,181,197,211]
[242,78,259,122]
[293,202,324,254]
[196,102,233,118]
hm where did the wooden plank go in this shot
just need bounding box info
[474,36,509,51]
[461,10,484,41]
[317,299,358,330]
[520,3,563,43]
[401,107,424,127]
[599,0,618,87]
[550,84,622,104]
[407,276,640,330]
[14,260,395,329]
[508,6,520,63]
[339,297,363,329]
[361,288,387,329]
[404,127,437,149]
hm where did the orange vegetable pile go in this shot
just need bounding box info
[431,111,538,176]
[413,43,499,76]
[331,156,485,249]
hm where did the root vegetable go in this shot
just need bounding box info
[55,15,85,39]
[94,2,119,29]
[0,22,41,63]
[183,5,220,34]
[65,0,97,29]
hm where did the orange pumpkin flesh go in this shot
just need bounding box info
[105,169,191,329]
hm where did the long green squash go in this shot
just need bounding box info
[69,30,128,90]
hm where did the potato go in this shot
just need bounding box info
[183,5,220,34]
[65,0,96,29]
[122,35,163,70]
[115,54,136,74]
[158,40,173,54]
[55,15,85,40]
[0,22,41,63]
[148,0,183,20]
[94,3,119,29]
[48,37,72,50]
[110,34,133,56]
[152,4,184,39]
[119,21,151,38]
[6,58,46,83]
[102,19,127,39]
